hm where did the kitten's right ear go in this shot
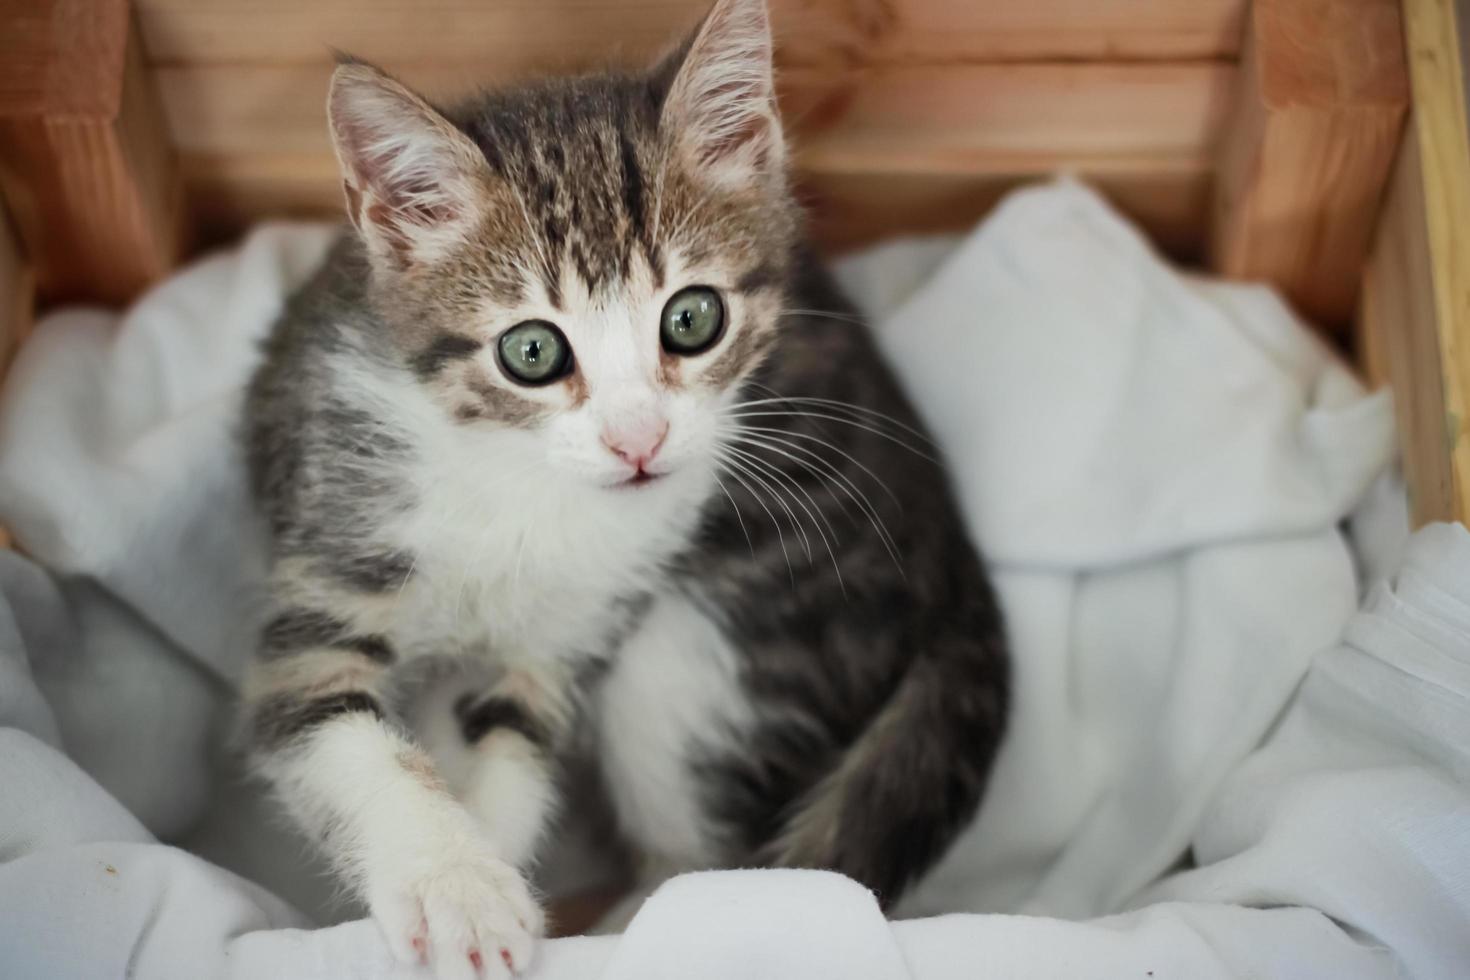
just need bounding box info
[327,62,490,269]
[657,0,784,188]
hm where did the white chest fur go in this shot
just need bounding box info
[324,348,720,672]
[379,403,715,663]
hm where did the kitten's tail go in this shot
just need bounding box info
[764,635,1008,908]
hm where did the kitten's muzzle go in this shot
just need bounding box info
[601,417,669,477]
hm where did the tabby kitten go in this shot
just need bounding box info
[242,0,1008,975]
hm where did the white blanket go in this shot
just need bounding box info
[2,180,1466,978]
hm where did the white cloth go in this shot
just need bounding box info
[2,180,1465,978]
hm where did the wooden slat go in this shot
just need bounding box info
[1361,0,1470,526]
[134,0,1247,68]
[1361,126,1455,523]
[785,64,1232,175]
[182,152,1212,258]
[802,169,1211,257]
[0,200,32,380]
[1210,0,1409,328]
[162,59,1230,250]
[0,3,185,305]
[157,61,1232,164]
[0,0,128,116]
[546,886,631,939]
[166,60,1228,252]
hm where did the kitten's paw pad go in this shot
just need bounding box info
[372,853,543,979]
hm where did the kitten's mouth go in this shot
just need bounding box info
[614,470,665,489]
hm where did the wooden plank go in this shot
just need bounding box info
[802,169,1211,257]
[546,886,631,939]
[0,0,128,116]
[0,199,32,381]
[156,60,1232,168]
[1210,0,1409,328]
[133,0,1247,68]
[181,152,1211,260]
[168,59,1228,252]
[786,64,1232,175]
[1362,0,1470,526]
[0,4,185,305]
[1361,126,1457,523]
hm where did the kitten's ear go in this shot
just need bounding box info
[327,61,490,268]
[659,0,785,186]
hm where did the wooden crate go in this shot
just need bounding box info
[0,0,1466,526]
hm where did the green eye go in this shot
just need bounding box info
[660,286,725,355]
[497,320,572,385]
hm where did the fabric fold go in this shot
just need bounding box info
[599,870,912,980]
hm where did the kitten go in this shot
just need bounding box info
[242,0,1008,975]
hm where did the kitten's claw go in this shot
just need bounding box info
[370,845,542,980]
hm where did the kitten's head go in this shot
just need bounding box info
[327,0,793,498]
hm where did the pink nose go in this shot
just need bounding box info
[601,419,669,471]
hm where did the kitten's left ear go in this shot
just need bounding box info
[328,61,493,270]
[658,0,785,187]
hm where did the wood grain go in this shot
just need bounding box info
[135,0,1236,262]
[786,63,1232,175]
[0,0,128,116]
[545,886,632,939]
[1362,0,1470,525]
[134,0,1246,68]
[803,168,1211,256]
[182,152,1212,258]
[0,6,185,305]
[1210,0,1408,327]
[162,60,1230,252]
[1361,126,1456,523]
[156,61,1233,166]
[0,199,31,381]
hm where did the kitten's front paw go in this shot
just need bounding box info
[370,843,543,980]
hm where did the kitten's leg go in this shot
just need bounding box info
[245,643,543,979]
[453,667,575,869]
[594,594,751,869]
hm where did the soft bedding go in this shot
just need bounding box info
[2,180,1467,978]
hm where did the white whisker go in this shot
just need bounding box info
[723,408,938,463]
[724,443,845,597]
[777,307,870,327]
[734,424,902,509]
[726,431,904,575]
[714,453,795,586]
[714,476,756,560]
[720,448,812,563]
[734,384,938,448]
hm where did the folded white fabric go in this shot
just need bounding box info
[858,182,1394,921]
[600,870,913,980]
[4,524,1467,978]
[3,180,1461,979]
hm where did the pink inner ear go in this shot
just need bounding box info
[664,0,780,176]
[335,106,465,261]
[693,80,771,167]
[361,192,462,264]
[377,172,458,226]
